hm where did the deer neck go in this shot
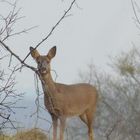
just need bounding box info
[39,71,60,115]
[40,72,57,96]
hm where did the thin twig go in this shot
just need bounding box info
[131,0,140,25]
[22,0,76,63]
[2,26,38,42]
[0,40,36,72]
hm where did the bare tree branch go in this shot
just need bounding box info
[131,0,140,25]
[0,40,36,72]
[0,0,37,42]
[22,0,76,63]
[0,0,76,73]
[0,65,23,130]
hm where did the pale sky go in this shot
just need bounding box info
[1,0,140,131]
[12,0,139,91]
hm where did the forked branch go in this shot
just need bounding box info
[0,40,37,72]
[0,65,23,130]
[0,0,37,42]
[22,0,76,63]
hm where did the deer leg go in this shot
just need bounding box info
[86,110,94,140]
[59,117,66,140]
[52,115,58,140]
[79,113,88,125]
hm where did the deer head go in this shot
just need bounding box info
[30,46,56,75]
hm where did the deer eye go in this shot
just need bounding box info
[37,59,42,66]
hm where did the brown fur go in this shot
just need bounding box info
[30,46,98,140]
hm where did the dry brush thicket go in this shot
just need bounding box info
[75,48,140,140]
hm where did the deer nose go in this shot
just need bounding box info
[40,68,47,74]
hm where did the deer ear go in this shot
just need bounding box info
[30,47,40,59]
[47,46,56,60]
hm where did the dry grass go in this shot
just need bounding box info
[0,135,11,140]
[0,128,48,140]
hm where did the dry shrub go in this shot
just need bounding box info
[0,135,12,140]
[13,128,47,140]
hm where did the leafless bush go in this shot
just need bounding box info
[77,48,140,140]
[0,64,24,132]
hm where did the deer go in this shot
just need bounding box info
[30,46,98,140]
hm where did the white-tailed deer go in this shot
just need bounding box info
[30,46,98,140]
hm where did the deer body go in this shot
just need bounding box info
[30,46,98,140]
